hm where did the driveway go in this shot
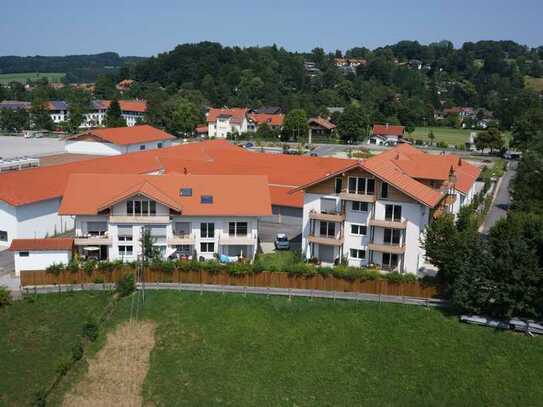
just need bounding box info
[481,162,516,234]
[258,221,302,253]
[0,248,19,291]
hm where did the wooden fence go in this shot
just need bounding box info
[20,269,440,299]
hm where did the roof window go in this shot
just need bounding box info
[201,195,213,204]
[180,188,192,197]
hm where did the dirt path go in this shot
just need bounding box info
[62,320,156,407]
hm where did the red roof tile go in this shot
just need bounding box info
[372,124,405,137]
[9,238,74,252]
[249,113,284,127]
[59,174,272,217]
[308,117,336,130]
[68,125,176,146]
[207,108,248,124]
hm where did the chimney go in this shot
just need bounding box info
[183,167,188,175]
[458,157,462,166]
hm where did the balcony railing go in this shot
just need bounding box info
[368,242,406,254]
[339,192,376,203]
[109,215,170,224]
[307,233,344,246]
[167,233,196,245]
[308,209,345,222]
[369,219,407,229]
[75,233,112,246]
[219,232,258,246]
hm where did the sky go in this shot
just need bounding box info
[1,0,542,56]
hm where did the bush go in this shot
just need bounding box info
[65,259,80,273]
[115,273,135,297]
[384,272,417,284]
[33,389,47,407]
[56,359,70,377]
[226,262,253,275]
[0,286,11,307]
[71,341,84,361]
[82,321,99,342]
[82,260,96,275]
[46,263,65,275]
[96,261,115,273]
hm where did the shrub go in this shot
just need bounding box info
[226,262,253,275]
[384,272,416,284]
[0,286,11,307]
[96,261,115,273]
[71,341,84,361]
[33,389,47,407]
[65,259,80,273]
[82,321,99,342]
[82,260,96,275]
[94,277,105,284]
[46,263,65,275]
[115,273,135,297]
[56,359,70,377]
[151,259,176,273]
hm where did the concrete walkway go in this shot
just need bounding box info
[481,162,516,234]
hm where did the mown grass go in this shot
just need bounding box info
[410,126,512,148]
[0,72,65,84]
[2,291,543,406]
[525,75,543,92]
[0,292,110,406]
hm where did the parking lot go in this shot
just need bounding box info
[0,135,65,159]
[258,221,302,253]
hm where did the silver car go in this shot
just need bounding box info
[274,233,290,250]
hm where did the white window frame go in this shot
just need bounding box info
[348,176,375,195]
[200,242,215,253]
[349,248,366,259]
[351,201,369,212]
[350,224,367,236]
[118,245,134,256]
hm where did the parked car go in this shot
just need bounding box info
[244,142,255,148]
[274,233,290,250]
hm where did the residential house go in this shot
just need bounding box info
[64,125,175,156]
[368,124,406,145]
[116,79,136,93]
[80,100,147,128]
[58,174,272,262]
[295,144,481,274]
[0,100,31,111]
[194,125,209,138]
[48,101,69,124]
[207,108,249,138]
[248,113,284,132]
[251,106,281,115]
[308,117,336,140]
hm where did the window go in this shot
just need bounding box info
[157,142,163,149]
[175,245,192,255]
[201,195,213,204]
[19,251,29,257]
[348,177,375,195]
[200,242,215,253]
[382,253,399,268]
[0,230,8,242]
[352,201,368,212]
[334,177,342,194]
[319,221,336,237]
[180,188,192,197]
[350,249,366,259]
[321,198,337,214]
[127,199,158,216]
[87,222,107,236]
[200,223,215,238]
[384,228,401,245]
[139,145,146,150]
[118,226,133,242]
[119,245,133,256]
[381,182,389,199]
[385,204,402,222]
[229,222,248,236]
[350,224,367,236]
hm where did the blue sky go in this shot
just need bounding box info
[1,0,541,56]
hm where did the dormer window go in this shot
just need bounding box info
[201,195,213,204]
[180,188,192,197]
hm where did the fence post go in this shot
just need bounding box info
[288,288,292,302]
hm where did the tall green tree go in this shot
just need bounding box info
[30,100,54,131]
[282,109,308,141]
[105,99,126,128]
[0,108,30,131]
[337,104,370,143]
[95,74,118,100]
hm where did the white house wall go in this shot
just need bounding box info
[0,200,18,248]
[65,140,125,156]
[16,198,74,241]
[14,250,71,276]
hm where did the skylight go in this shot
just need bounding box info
[201,195,213,204]
[180,188,192,197]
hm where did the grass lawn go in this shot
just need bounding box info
[409,126,512,148]
[0,292,110,406]
[0,72,66,85]
[525,76,543,92]
[3,291,543,406]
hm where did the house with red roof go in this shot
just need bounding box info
[64,125,176,156]
[207,108,250,138]
[294,143,482,274]
[9,238,74,276]
[308,117,336,139]
[368,123,406,145]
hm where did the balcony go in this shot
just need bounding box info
[219,232,258,246]
[308,209,345,222]
[368,243,406,254]
[109,215,170,224]
[369,219,407,229]
[308,233,344,246]
[75,234,112,246]
[166,233,195,246]
[339,192,376,203]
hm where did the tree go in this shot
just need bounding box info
[337,104,370,143]
[166,97,202,136]
[30,100,54,131]
[0,108,30,131]
[95,74,118,100]
[511,149,543,215]
[428,130,436,145]
[105,99,126,128]
[141,228,161,260]
[256,123,276,140]
[282,109,308,141]
[475,127,504,153]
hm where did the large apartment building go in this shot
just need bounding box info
[58,174,272,262]
[295,144,481,274]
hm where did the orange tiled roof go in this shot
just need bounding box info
[68,125,176,146]
[372,124,405,137]
[59,174,272,217]
[0,138,354,209]
[249,113,284,127]
[308,117,336,130]
[207,108,248,124]
[9,238,74,252]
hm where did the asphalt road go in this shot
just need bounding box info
[481,162,516,234]
[0,135,65,159]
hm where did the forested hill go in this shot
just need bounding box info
[0,52,146,82]
[130,40,543,130]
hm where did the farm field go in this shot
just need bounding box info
[0,72,66,85]
[2,291,543,406]
[409,126,512,147]
[525,75,543,92]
